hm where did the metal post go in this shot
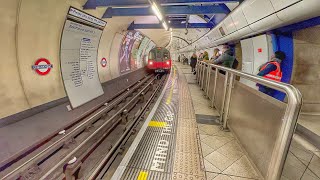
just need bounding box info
[199,63,203,86]
[201,64,206,90]
[222,73,234,130]
[220,71,229,124]
[197,62,201,85]
[196,62,199,81]
[210,69,218,108]
[206,65,211,97]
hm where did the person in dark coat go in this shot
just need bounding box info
[190,53,197,72]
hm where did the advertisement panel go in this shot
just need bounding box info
[136,37,150,68]
[119,31,144,74]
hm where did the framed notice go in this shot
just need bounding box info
[60,7,106,108]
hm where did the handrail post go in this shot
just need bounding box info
[210,69,218,108]
[222,73,234,130]
[196,62,200,81]
[206,65,211,97]
[198,62,202,84]
[220,71,229,124]
[198,63,301,179]
[201,63,207,90]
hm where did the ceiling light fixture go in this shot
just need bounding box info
[162,21,168,31]
[151,2,163,21]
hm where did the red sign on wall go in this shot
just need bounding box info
[32,58,53,75]
[258,48,262,53]
[101,58,107,67]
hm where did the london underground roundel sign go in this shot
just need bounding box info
[101,58,107,67]
[32,58,53,76]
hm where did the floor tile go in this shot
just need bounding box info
[280,175,290,180]
[205,151,235,171]
[282,152,307,179]
[301,169,320,180]
[289,141,314,165]
[201,142,215,157]
[204,159,221,173]
[309,155,320,177]
[229,176,253,180]
[213,174,233,180]
[217,140,244,162]
[212,129,235,138]
[202,135,233,150]
[200,134,209,140]
[206,172,219,179]
[199,129,209,135]
[223,156,261,179]
[200,125,222,136]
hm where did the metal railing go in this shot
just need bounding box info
[196,61,302,180]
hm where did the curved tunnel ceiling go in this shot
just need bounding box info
[84,1,240,49]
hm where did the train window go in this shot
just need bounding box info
[156,51,162,59]
[149,51,156,59]
[163,51,170,60]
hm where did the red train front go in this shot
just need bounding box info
[147,47,171,73]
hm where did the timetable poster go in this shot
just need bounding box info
[60,7,107,108]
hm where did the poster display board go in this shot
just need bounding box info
[136,37,150,68]
[143,41,156,65]
[60,7,106,108]
[119,31,144,74]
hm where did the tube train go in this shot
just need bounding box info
[146,47,171,73]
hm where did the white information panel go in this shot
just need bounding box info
[61,19,104,108]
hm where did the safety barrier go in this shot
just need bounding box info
[196,61,302,180]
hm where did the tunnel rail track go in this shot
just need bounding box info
[0,73,167,180]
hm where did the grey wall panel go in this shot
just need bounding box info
[228,81,286,177]
[214,73,226,112]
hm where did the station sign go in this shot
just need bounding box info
[32,58,53,75]
[101,58,107,67]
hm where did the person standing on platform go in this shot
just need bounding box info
[203,51,209,62]
[209,48,221,63]
[198,53,204,61]
[190,53,197,72]
[257,51,286,96]
[213,45,235,68]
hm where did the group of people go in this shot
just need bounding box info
[187,45,237,73]
[178,44,286,97]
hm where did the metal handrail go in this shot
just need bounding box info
[196,61,302,180]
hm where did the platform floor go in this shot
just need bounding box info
[112,64,263,180]
[176,63,262,180]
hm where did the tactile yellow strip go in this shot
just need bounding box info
[148,121,167,127]
[137,171,148,180]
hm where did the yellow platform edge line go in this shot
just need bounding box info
[137,171,148,180]
[148,121,167,127]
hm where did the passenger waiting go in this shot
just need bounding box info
[203,51,209,62]
[209,48,220,63]
[198,53,204,61]
[212,45,235,68]
[190,53,197,72]
[257,51,286,96]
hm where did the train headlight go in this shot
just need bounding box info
[149,61,153,65]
